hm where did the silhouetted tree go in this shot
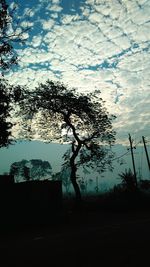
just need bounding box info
[18,80,116,202]
[0,0,30,73]
[119,168,137,192]
[23,165,30,181]
[0,79,12,147]
[10,159,52,182]
[0,0,30,146]
[0,78,22,147]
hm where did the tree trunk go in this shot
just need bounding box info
[64,116,82,203]
[70,143,82,203]
[71,174,82,203]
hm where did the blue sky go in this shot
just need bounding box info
[1,0,150,184]
[6,0,150,145]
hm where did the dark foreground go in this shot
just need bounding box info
[1,205,150,267]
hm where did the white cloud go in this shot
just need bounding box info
[61,14,80,24]
[132,23,150,42]
[89,12,104,24]
[47,4,62,12]
[31,36,42,47]
[52,0,60,3]
[42,19,55,30]
[20,21,34,28]
[23,7,36,17]
[111,36,129,50]
[8,0,150,144]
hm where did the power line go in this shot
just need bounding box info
[112,150,130,162]
[111,136,149,163]
[134,140,142,147]
[112,139,141,162]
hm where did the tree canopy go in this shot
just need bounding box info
[0,79,12,147]
[10,159,52,182]
[18,80,116,201]
[0,78,21,147]
[0,0,30,73]
[0,0,30,147]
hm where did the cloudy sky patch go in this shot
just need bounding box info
[6,0,150,144]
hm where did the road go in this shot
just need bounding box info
[0,211,150,266]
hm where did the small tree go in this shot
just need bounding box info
[10,159,52,182]
[119,168,137,192]
[18,80,116,202]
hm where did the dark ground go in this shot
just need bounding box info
[1,196,150,267]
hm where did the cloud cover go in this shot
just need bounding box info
[7,0,150,144]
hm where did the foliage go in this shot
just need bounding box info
[118,168,137,192]
[10,159,52,182]
[18,80,116,201]
[0,0,30,147]
[0,78,22,147]
[0,0,30,73]
[0,79,12,146]
[139,180,150,191]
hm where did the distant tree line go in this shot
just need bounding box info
[10,159,52,182]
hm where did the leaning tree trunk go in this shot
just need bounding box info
[70,143,82,203]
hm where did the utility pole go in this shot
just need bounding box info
[142,136,150,171]
[128,134,137,187]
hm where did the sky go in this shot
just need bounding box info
[5,0,150,144]
[0,0,150,186]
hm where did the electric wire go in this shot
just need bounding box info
[112,138,142,162]
[112,150,130,162]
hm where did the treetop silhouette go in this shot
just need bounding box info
[0,0,30,73]
[0,78,22,147]
[0,0,30,147]
[17,80,116,201]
